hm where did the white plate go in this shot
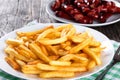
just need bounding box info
[0,23,114,80]
[46,0,120,27]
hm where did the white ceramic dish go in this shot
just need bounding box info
[0,23,114,80]
[46,0,120,27]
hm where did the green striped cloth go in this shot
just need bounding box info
[0,40,119,80]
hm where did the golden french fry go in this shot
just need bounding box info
[18,45,38,59]
[83,47,101,65]
[75,53,88,58]
[39,45,48,56]
[39,71,75,78]
[64,46,71,50]
[48,55,59,60]
[28,43,50,63]
[49,61,71,66]
[22,69,42,74]
[46,45,58,55]
[38,36,67,45]
[71,35,85,43]
[5,46,15,59]
[16,25,53,37]
[71,62,88,67]
[22,65,42,74]
[55,24,73,32]
[69,37,91,54]
[5,57,20,70]
[27,60,44,65]
[58,54,74,61]
[77,31,89,38]
[15,48,31,59]
[59,53,88,63]
[66,27,76,38]
[90,47,102,53]
[15,59,26,66]
[57,49,69,56]
[6,39,23,46]
[89,40,101,47]
[5,47,30,62]
[87,60,96,70]
[36,28,54,41]
[37,63,87,72]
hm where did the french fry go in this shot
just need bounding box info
[18,45,38,59]
[55,24,73,32]
[69,37,91,54]
[71,62,88,67]
[39,71,75,78]
[58,54,74,61]
[5,47,30,62]
[48,55,59,60]
[49,61,71,66]
[22,65,42,74]
[38,36,67,45]
[66,27,76,38]
[46,45,58,55]
[5,46,15,59]
[36,28,54,40]
[89,40,101,47]
[83,47,101,65]
[59,54,88,63]
[27,60,44,65]
[87,60,96,70]
[16,25,53,37]
[5,57,20,70]
[28,43,50,63]
[6,39,23,46]
[15,59,26,66]
[37,63,87,72]
[90,47,102,53]
[71,35,85,43]
[15,48,31,59]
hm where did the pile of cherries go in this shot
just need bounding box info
[51,0,120,24]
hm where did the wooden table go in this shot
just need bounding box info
[0,0,120,41]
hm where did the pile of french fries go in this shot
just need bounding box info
[4,24,103,78]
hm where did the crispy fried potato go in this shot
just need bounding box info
[15,59,26,66]
[18,45,38,59]
[87,60,96,70]
[38,36,67,45]
[39,71,75,78]
[6,39,23,46]
[49,61,71,66]
[69,37,92,54]
[37,63,87,72]
[22,65,42,74]
[36,28,54,40]
[17,25,53,37]
[48,55,59,60]
[5,57,20,70]
[5,47,30,62]
[28,43,50,63]
[83,47,101,65]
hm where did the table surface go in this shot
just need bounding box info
[0,0,120,41]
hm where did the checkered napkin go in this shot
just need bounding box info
[0,21,120,80]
